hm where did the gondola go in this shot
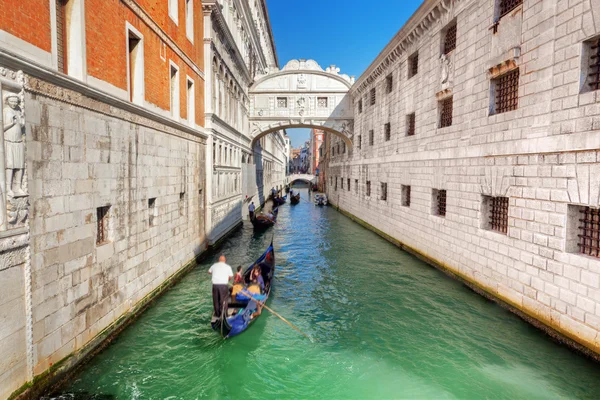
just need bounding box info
[211,240,275,338]
[314,193,328,206]
[285,186,290,193]
[251,207,278,230]
[290,193,300,205]
[273,195,287,206]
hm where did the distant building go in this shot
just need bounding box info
[311,129,324,175]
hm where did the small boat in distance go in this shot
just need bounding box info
[251,207,278,230]
[273,195,287,206]
[211,240,275,338]
[314,193,328,206]
[290,193,301,205]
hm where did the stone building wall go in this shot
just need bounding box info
[326,0,600,356]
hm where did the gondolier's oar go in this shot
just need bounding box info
[242,290,313,341]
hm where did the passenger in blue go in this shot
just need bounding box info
[250,264,265,292]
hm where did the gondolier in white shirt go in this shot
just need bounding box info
[208,255,233,319]
[248,202,255,220]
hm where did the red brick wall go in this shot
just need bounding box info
[0,0,52,52]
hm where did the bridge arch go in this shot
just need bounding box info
[249,59,355,148]
[289,174,317,185]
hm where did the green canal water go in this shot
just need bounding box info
[53,188,600,399]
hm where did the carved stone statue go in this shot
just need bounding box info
[3,93,25,197]
[297,97,306,108]
[297,74,307,89]
[440,54,450,85]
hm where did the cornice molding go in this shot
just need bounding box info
[353,0,465,94]
[121,0,204,80]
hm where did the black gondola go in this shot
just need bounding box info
[273,195,287,206]
[211,241,275,338]
[290,193,300,204]
[251,207,278,230]
[285,186,290,193]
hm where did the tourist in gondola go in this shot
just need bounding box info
[234,266,243,284]
[250,264,265,292]
[208,255,233,319]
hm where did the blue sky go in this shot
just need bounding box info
[267,0,423,148]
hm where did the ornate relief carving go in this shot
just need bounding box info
[0,245,27,272]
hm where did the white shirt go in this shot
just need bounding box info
[209,262,233,285]
[249,203,255,212]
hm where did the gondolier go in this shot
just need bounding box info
[208,255,233,319]
[248,202,255,220]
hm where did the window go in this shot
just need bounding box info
[483,196,509,234]
[384,123,391,141]
[56,0,85,79]
[433,189,447,217]
[96,206,110,245]
[584,37,600,92]
[386,74,393,93]
[369,130,374,146]
[179,192,185,216]
[56,0,66,73]
[341,178,344,190]
[440,97,453,128]
[148,198,157,227]
[493,69,519,114]
[370,88,376,105]
[347,179,351,191]
[127,27,144,104]
[408,52,419,78]
[335,177,338,191]
[401,185,411,207]
[277,97,287,108]
[170,63,180,118]
[498,0,522,18]
[337,143,340,155]
[407,113,416,136]
[187,78,195,125]
[317,97,328,108]
[357,135,361,150]
[366,181,371,197]
[169,0,178,24]
[443,24,457,55]
[342,142,346,154]
[331,146,335,156]
[354,179,358,194]
[568,206,600,257]
[358,99,363,113]
[185,0,193,41]
[381,183,388,201]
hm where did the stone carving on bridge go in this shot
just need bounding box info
[297,74,307,89]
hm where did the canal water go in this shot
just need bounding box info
[53,188,600,399]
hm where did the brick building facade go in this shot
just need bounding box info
[0,0,207,397]
[325,0,600,357]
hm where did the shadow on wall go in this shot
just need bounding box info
[254,141,265,207]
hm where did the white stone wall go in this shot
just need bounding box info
[326,0,600,355]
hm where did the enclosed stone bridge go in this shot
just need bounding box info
[289,174,317,185]
[249,59,355,148]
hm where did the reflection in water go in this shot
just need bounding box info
[53,188,600,399]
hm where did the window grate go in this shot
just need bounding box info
[97,206,109,244]
[589,39,600,91]
[386,75,393,93]
[489,197,509,234]
[56,0,66,73]
[499,0,522,18]
[402,185,411,207]
[381,183,388,201]
[370,88,376,105]
[440,97,453,128]
[407,113,416,136]
[495,69,519,114]
[444,24,457,55]
[347,178,351,191]
[366,181,371,197]
[317,97,328,108]
[437,190,447,216]
[409,53,419,78]
[358,99,363,113]
[277,97,287,108]
[578,207,600,258]
[369,130,374,146]
[384,123,391,141]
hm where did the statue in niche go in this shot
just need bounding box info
[440,54,451,86]
[297,97,306,109]
[3,93,25,197]
[297,74,307,89]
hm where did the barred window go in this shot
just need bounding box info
[56,0,66,73]
[401,185,411,207]
[354,179,358,194]
[408,52,418,78]
[440,97,453,128]
[386,74,393,93]
[358,99,363,113]
[433,189,447,217]
[381,183,388,201]
[341,178,344,190]
[366,181,371,197]
[369,130,374,146]
[586,38,600,92]
[357,135,362,150]
[444,24,457,55]
[277,97,287,108]
[179,192,185,216]
[384,123,391,141]
[317,97,328,108]
[494,69,519,114]
[343,142,346,154]
[484,196,509,234]
[577,207,600,258]
[335,177,338,191]
[347,178,351,191]
[407,113,416,136]
[96,206,110,245]
[370,88,376,105]
[149,198,157,227]
[499,0,522,18]
[331,146,335,156]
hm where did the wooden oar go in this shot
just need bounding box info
[242,290,313,341]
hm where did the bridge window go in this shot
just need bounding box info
[491,69,519,115]
[370,88,376,105]
[408,52,419,79]
[439,97,453,128]
[358,99,363,113]
[401,185,411,207]
[276,97,287,108]
[369,130,374,146]
[366,181,371,197]
[386,74,393,93]
[384,123,391,141]
[407,113,416,136]
[483,196,509,234]
[380,183,388,201]
[443,23,457,55]
[317,97,328,108]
